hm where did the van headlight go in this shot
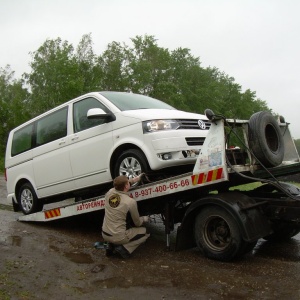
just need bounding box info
[143,120,180,133]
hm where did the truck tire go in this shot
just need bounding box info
[194,206,243,261]
[248,111,284,167]
[114,149,149,187]
[18,182,43,215]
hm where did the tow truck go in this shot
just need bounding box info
[18,109,300,261]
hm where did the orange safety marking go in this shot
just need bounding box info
[191,168,223,185]
[44,208,61,219]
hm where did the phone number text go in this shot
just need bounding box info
[129,179,190,198]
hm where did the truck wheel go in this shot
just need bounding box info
[194,206,243,261]
[114,149,149,187]
[248,111,284,167]
[18,183,43,215]
[263,223,300,241]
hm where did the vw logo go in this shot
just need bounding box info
[198,120,206,130]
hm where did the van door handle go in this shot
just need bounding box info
[59,139,66,145]
[71,136,79,141]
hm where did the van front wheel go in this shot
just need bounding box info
[114,149,149,187]
[18,183,43,215]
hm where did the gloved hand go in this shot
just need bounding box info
[137,173,145,181]
[130,173,145,184]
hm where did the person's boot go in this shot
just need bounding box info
[114,245,130,259]
[105,243,115,257]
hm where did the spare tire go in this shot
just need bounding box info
[248,111,284,167]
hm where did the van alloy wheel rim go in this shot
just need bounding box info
[119,157,142,181]
[20,189,33,213]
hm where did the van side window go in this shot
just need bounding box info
[11,124,34,156]
[36,107,68,146]
[73,97,109,133]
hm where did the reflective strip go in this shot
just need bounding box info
[191,168,223,185]
[44,208,61,219]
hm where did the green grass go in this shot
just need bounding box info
[230,182,262,191]
[230,181,300,191]
[17,290,35,300]
[0,288,10,300]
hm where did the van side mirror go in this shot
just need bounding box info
[87,108,116,121]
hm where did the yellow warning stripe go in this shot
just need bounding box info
[44,208,61,219]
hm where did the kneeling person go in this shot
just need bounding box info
[102,175,150,258]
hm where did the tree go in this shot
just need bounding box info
[76,33,104,93]
[0,65,30,153]
[97,41,131,91]
[167,47,205,111]
[24,38,83,115]
[128,35,173,97]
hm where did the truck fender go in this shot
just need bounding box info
[175,192,271,251]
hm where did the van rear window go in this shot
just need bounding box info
[11,124,34,156]
[11,107,68,156]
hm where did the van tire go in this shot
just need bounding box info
[248,111,284,167]
[114,149,149,187]
[18,183,43,215]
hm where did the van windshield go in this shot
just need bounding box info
[99,92,176,111]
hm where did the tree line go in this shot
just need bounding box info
[1,34,294,165]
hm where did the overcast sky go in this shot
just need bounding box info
[1,0,300,138]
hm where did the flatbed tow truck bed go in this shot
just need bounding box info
[17,161,300,222]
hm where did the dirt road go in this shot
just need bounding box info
[1,177,300,299]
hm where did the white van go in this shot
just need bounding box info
[5,92,210,214]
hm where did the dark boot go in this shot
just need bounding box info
[114,245,130,259]
[105,243,115,257]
